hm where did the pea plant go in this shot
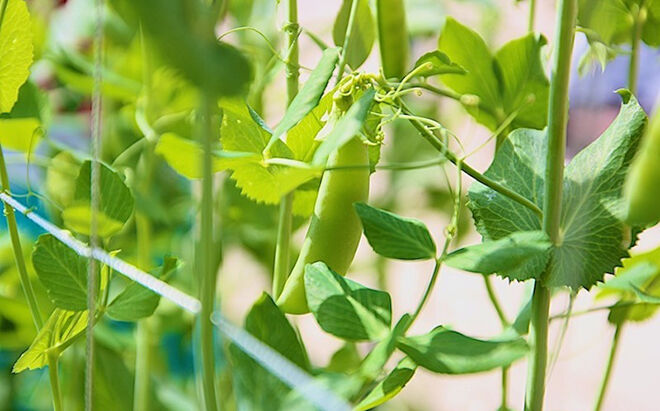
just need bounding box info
[1,0,659,410]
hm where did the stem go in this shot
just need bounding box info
[133,148,154,411]
[0,145,43,329]
[628,2,645,95]
[528,0,536,33]
[272,0,299,299]
[199,95,219,411]
[399,105,543,219]
[525,1,577,410]
[483,276,509,327]
[501,366,510,411]
[47,353,63,411]
[593,324,623,411]
[408,258,442,326]
[335,0,361,85]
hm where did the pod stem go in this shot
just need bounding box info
[272,0,299,299]
[628,1,645,95]
[525,1,577,410]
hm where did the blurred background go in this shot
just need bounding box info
[1,0,659,410]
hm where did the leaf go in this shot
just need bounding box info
[437,18,549,131]
[355,202,436,260]
[494,33,549,130]
[333,0,375,70]
[354,357,416,411]
[286,91,335,162]
[270,47,339,142]
[32,234,88,311]
[577,0,633,46]
[412,50,466,78]
[13,309,88,372]
[0,295,36,349]
[0,0,34,113]
[376,0,409,79]
[312,89,375,165]
[128,0,251,96]
[106,257,178,321]
[359,314,411,379]
[229,163,318,204]
[443,231,552,275]
[468,93,647,288]
[397,326,529,374]
[0,81,49,152]
[155,132,258,179]
[229,293,309,410]
[304,262,391,341]
[62,161,134,237]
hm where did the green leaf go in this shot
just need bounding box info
[333,0,375,70]
[577,0,633,46]
[359,314,410,379]
[312,89,375,165]
[229,293,309,410]
[286,91,335,162]
[270,47,339,142]
[354,202,436,260]
[376,0,409,79]
[643,0,660,46]
[0,0,34,113]
[61,161,134,237]
[494,33,549,130]
[304,262,391,341]
[437,18,549,131]
[128,0,251,96]
[32,234,88,311]
[412,50,466,78]
[397,326,529,374]
[106,257,178,321]
[326,343,361,373]
[13,309,88,372]
[155,132,258,179]
[468,92,647,288]
[0,295,36,349]
[354,357,416,411]
[0,81,49,152]
[444,231,551,275]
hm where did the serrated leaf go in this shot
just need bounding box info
[468,92,647,288]
[0,0,34,113]
[32,234,88,311]
[397,326,529,374]
[304,262,391,341]
[438,18,548,131]
[412,50,466,77]
[155,132,258,179]
[13,309,88,372]
[354,357,416,411]
[62,161,134,237]
[355,202,436,260]
[229,162,318,204]
[444,231,551,275]
[286,91,335,162]
[312,89,375,165]
[333,0,375,70]
[106,257,178,321]
[270,47,339,143]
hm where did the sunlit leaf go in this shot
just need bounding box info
[0,0,33,113]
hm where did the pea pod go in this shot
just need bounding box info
[277,136,370,314]
[376,0,409,79]
[625,104,660,226]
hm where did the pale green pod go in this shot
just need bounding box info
[625,104,660,226]
[278,137,370,314]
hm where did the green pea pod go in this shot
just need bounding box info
[376,0,409,79]
[277,136,370,314]
[625,104,660,226]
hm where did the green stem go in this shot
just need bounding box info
[199,95,219,411]
[272,0,299,299]
[408,258,442,326]
[528,0,536,33]
[47,353,63,411]
[0,145,43,329]
[335,0,361,85]
[525,1,577,410]
[593,324,623,411]
[501,366,510,411]
[399,105,543,219]
[628,2,645,95]
[483,276,509,327]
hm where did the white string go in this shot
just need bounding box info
[86,0,105,407]
[1,193,351,409]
